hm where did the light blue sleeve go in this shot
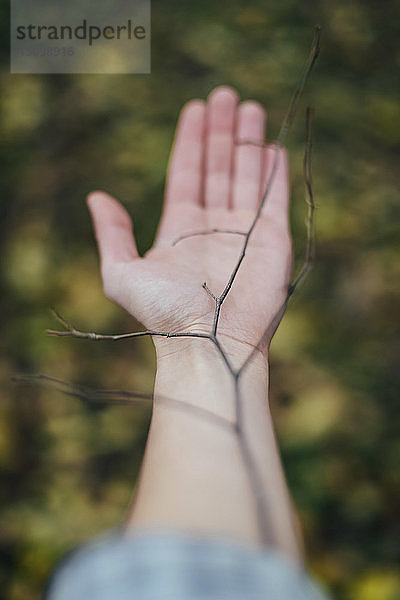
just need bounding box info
[45,529,330,600]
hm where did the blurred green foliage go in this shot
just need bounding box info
[1,0,399,598]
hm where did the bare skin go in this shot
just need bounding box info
[87,86,302,565]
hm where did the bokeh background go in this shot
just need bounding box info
[1,0,399,598]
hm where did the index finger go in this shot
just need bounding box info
[164,99,206,207]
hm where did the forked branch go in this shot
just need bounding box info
[23,28,321,549]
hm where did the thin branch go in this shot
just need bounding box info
[29,29,321,549]
[206,39,319,546]
[47,308,212,342]
[172,229,247,247]
[207,25,321,337]
[238,105,316,375]
[276,26,321,147]
[234,139,270,149]
[47,308,170,340]
[202,282,218,301]
[288,106,315,297]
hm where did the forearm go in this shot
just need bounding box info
[125,337,302,565]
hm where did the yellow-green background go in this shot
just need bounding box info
[1,1,399,598]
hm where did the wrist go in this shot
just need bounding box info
[154,326,268,368]
[153,335,269,424]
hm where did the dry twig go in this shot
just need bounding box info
[18,27,321,547]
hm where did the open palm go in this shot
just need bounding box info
[87,86,293,356]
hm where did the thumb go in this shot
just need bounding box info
[86,191,139,265]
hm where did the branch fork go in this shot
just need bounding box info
[25,27,321,548]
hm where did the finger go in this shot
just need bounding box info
[165,100,206,206]
[232,101,266,211]
[204,86,238,209]
[260,146,290,228]
[86,191,138,266]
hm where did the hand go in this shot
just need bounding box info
[87,86,292,360]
